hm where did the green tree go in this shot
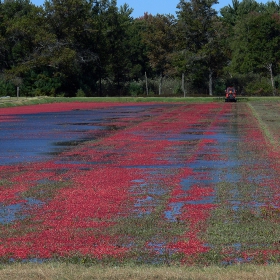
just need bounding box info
[0,0,56,95]
[102,2,134,95]
[231,11,280,95]
[126,16,151,82]
[177,0,229,95]
[0,0,39,72]
[220,0,260,26]
[43,0,99,95]
[142,13,177,95]
[85,0,136,96]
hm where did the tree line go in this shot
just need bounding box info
[1,0,280,97]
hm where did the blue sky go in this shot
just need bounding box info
[31,0,267,18]
[116,0,233,17]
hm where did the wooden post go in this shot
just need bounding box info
[268,63,276,96]
[145,71,148,95]
[17,87,19,100]
[159,73,163,95]
[209,68,213,96]
[182,73,186,97]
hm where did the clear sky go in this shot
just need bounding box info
[116,0,232,17]
[31,0,268,18]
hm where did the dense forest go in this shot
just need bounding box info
[1,0,280,97]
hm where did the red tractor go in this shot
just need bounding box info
[225,87,237,102]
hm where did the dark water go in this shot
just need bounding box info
[0,105,171,165]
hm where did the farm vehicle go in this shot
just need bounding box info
[225,87,237,102]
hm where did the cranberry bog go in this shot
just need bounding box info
[1,101,280,266]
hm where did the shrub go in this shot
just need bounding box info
[213,79,226,96]
[245,79,273,96]
[76,88,86,97]
[128,81,143,96]
[0,79,15,96]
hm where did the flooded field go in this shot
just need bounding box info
[0,101,280,264]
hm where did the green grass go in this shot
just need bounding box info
[200,178,280,264]
[248,103,278,146]
[0,96,216,107]
[2,96,280,108]
[205,207,280,245]
[20,181,70,201]
[107,211,187,264]
[0,262,280,280]
[0,179,13,188]
[248,102,280,148]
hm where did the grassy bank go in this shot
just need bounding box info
[248,102,280,148]
[0,263,280,280]
[0,96,219,108]
[1,96,280,108]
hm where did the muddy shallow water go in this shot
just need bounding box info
[0,102,280,264]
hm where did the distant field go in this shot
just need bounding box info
[1,100,280,278]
